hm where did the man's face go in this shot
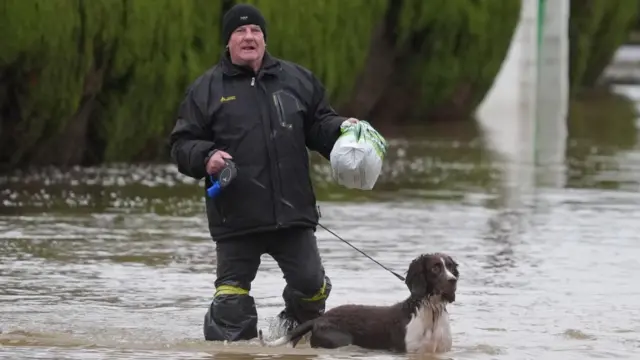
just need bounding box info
[228,24,265,66]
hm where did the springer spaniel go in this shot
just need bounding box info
[259,252,459,354]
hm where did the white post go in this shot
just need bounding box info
[476,0,539,209]
[535,0,570,188]
[476,0,570,208]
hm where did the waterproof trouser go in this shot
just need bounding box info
[203,227,332,342]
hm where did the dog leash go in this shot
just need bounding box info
[238,176,407,282]
[316,223,406,282]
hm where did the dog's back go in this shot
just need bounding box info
[261,302,410,351]
[315,303,410,352]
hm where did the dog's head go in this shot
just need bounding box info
[405,253,459,303]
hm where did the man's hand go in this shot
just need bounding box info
[206,150,233,175]
[346,117,359,124]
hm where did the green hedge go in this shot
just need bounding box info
[3,0,624,172]
[1,0,87,167]
[391,0,522,120]
[569,0,640,94]
[0,0,223,169]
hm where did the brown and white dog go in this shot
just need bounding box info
[258,252,459,354]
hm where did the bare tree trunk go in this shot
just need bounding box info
[339,21,399,121]
[32,62,105,167]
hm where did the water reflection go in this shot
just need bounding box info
[565,88,639,191]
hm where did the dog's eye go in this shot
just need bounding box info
[431,265,441,273]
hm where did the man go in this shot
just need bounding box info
[168,3,359,342]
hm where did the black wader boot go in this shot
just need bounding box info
[277,275,332,333]
[203,282,258,341]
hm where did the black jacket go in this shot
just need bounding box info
[169,52,347,241]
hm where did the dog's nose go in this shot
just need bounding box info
[448,278,457,285]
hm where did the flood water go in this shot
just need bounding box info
[2,87,640,359]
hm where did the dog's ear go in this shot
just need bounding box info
[405,256,428,298]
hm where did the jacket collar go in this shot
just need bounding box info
[221,50,280,77]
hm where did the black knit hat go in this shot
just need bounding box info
[222,4,267,45]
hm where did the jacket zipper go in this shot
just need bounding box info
[272,92,316,221]
[269,94,287,226]
[272,93,290,129]
[252,76,281,228]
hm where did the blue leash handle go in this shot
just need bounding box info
[206,159,238,198]
[207,177,222,198]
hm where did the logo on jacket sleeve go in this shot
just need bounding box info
[220,95,236,103]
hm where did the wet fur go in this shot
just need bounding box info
[258,253,459,354]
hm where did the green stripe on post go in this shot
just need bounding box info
[535,0,547,166]
[537,0,546,48]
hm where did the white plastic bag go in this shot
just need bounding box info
[329,119,387,190]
